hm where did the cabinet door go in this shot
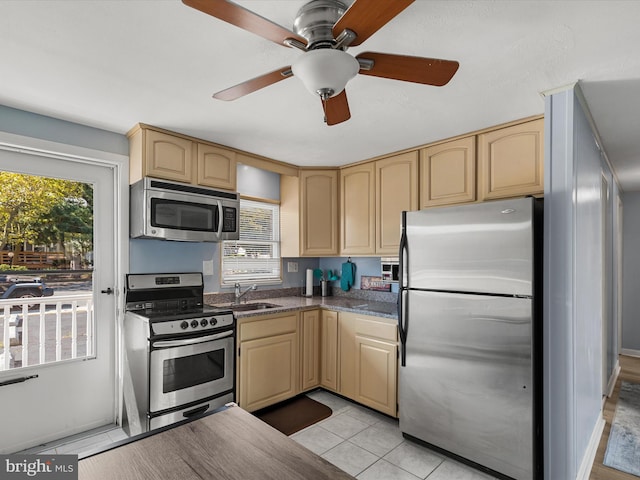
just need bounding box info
[239,332,298,412]
[420,136,476,207]
[340,311,398,416]
[376,152,418,254]
[477,119,544,200]
[280,174,300,257]
[320,310,338,391]
[340,163,375,255]
[338,312,356,399]
[144,129,193,183]
[355,335,397,417]
[301,310,320,391]
[300,170,339,256]
[196,144,237,190]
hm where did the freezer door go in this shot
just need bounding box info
[405,197,534,296]
[399,290,534,480]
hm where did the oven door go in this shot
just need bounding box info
[149,330,234,413]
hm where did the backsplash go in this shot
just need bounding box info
[329,286,397,303]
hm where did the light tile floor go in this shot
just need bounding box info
[297,390,499,480]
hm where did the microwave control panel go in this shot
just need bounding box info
[222,206,237,232]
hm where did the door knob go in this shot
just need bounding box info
[101,287,114,295]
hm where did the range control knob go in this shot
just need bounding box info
[200,319,208,327]
[209,318,218,326]
[180,321,189,330]
[190,320,199,329]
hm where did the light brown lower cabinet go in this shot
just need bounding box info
[320,310,339,391]
[301,309,321,391]
[238,312,299,412]
[354,335,397,416]
[237,309,397,417]
[338,311,398,417]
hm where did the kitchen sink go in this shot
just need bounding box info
[225,302,282,312]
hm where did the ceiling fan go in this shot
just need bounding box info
[182,0,459,125]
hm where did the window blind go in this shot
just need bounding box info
[221,199,280,285]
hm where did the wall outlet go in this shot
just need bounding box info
[287,261,298,273]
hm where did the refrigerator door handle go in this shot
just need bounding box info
[398,211,408,366]
[399,211,407,292]
[398,290,408,366]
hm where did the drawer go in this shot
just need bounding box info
[339,311,397,342]
[239,313,298,342]
[355,318,397,342]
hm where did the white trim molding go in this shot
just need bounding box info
[576,416,606,480]
[606,360,621,400]
[621,348,640,358]
[0,128,130,428]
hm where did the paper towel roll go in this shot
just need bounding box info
[305,269,313,297]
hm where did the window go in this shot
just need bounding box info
[0,171,95,371]
[221,198,280,285]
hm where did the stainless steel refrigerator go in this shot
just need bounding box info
[398,197,542,480]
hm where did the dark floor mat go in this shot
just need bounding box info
[254,396,332,436]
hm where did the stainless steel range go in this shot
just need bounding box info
[122,272,235,435]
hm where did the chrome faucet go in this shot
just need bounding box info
[234,283,257,304]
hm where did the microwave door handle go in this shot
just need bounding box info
[216,200,224,240]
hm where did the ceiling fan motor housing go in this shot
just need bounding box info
[294,0,348,49]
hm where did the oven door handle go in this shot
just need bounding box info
[152,330,233,348]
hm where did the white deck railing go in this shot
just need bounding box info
[0,294,94,371]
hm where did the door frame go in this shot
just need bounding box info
[0,130,129,428]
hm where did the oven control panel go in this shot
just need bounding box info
[151,313,234,336]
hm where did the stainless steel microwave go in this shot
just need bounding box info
[381,257,399,282]
[130,178,240,242]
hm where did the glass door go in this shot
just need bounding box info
[0,145,122,454]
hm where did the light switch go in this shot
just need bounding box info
[287,261,298,273]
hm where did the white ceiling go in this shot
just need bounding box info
[2,1,640,189]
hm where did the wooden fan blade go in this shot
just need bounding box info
[213,67,293,101]
[183,0,307,48]
[356,52,459,86]
[333,0,414,47]
[322,90,351,126]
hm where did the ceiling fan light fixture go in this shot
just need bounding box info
[292,49,359,99]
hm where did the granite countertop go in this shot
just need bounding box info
[208,295,398,320]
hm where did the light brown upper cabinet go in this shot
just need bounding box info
[196,144,237,190]
[420,136,476,208]
[340,152,418,256]
[477,118,544,200]
[281,170,340,257]
[376,152,418,254]
[128,124,237,190]
[301,170,339,256]
[129,127,194,184]
[340,163,376,255]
